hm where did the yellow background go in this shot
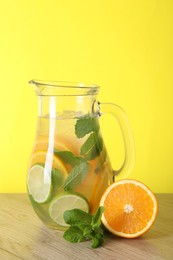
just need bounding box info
[0,0,173,193]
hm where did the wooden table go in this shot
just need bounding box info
[0,194,172,260]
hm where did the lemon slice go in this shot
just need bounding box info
[27,164,52,203]
[49,193,89,226]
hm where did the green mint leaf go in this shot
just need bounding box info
[91,206,104,230]
[63,226,85,243]
[75,115,100,138]
[63,208,92,226]
[80,132,103,160]
[91,207,104,231]
[91,233,104,248]
[54,150,86,167]
[63,162,89,191]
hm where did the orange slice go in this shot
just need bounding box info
[75,158,98,203]
[32,135,80,172]
[100,179,158,238]
[29,150,68,178]
[75,152,112,214]
[33,135,79,154]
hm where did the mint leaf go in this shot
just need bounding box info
[54,150,86,167]
[63,226,85,243]
[63,162,89,191]
[75,116,100,138]
[80,132,103,160]
[63,207,105,248]
[91,206,104,230]
[64,208,92,226]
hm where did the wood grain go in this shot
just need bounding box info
[0,194,172,260]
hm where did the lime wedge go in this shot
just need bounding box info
[27,164,51,203]
[49,193,89,226]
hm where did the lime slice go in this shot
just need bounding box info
[49,193,89,226]
[27,164,51,203]
[28,151,69,203]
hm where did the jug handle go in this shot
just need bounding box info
[97,102,135,182]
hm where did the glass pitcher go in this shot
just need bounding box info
[27,80,135,230]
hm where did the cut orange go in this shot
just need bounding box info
[31,135,80,172]
[75,157,99,205]
[100,179,158,238]
[29,150,68,179]
[75,152,112,214]
[33,135,78,154]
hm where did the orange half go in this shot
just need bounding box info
[100,179,158,238]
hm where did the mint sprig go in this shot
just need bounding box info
[75,115,104,161]
[63,206,105,248]
[53,115,105,194]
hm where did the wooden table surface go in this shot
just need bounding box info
[0,194,172,260]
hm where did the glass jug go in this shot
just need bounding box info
[27,80,135,230]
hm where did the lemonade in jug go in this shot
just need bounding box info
[27,80,135,230]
